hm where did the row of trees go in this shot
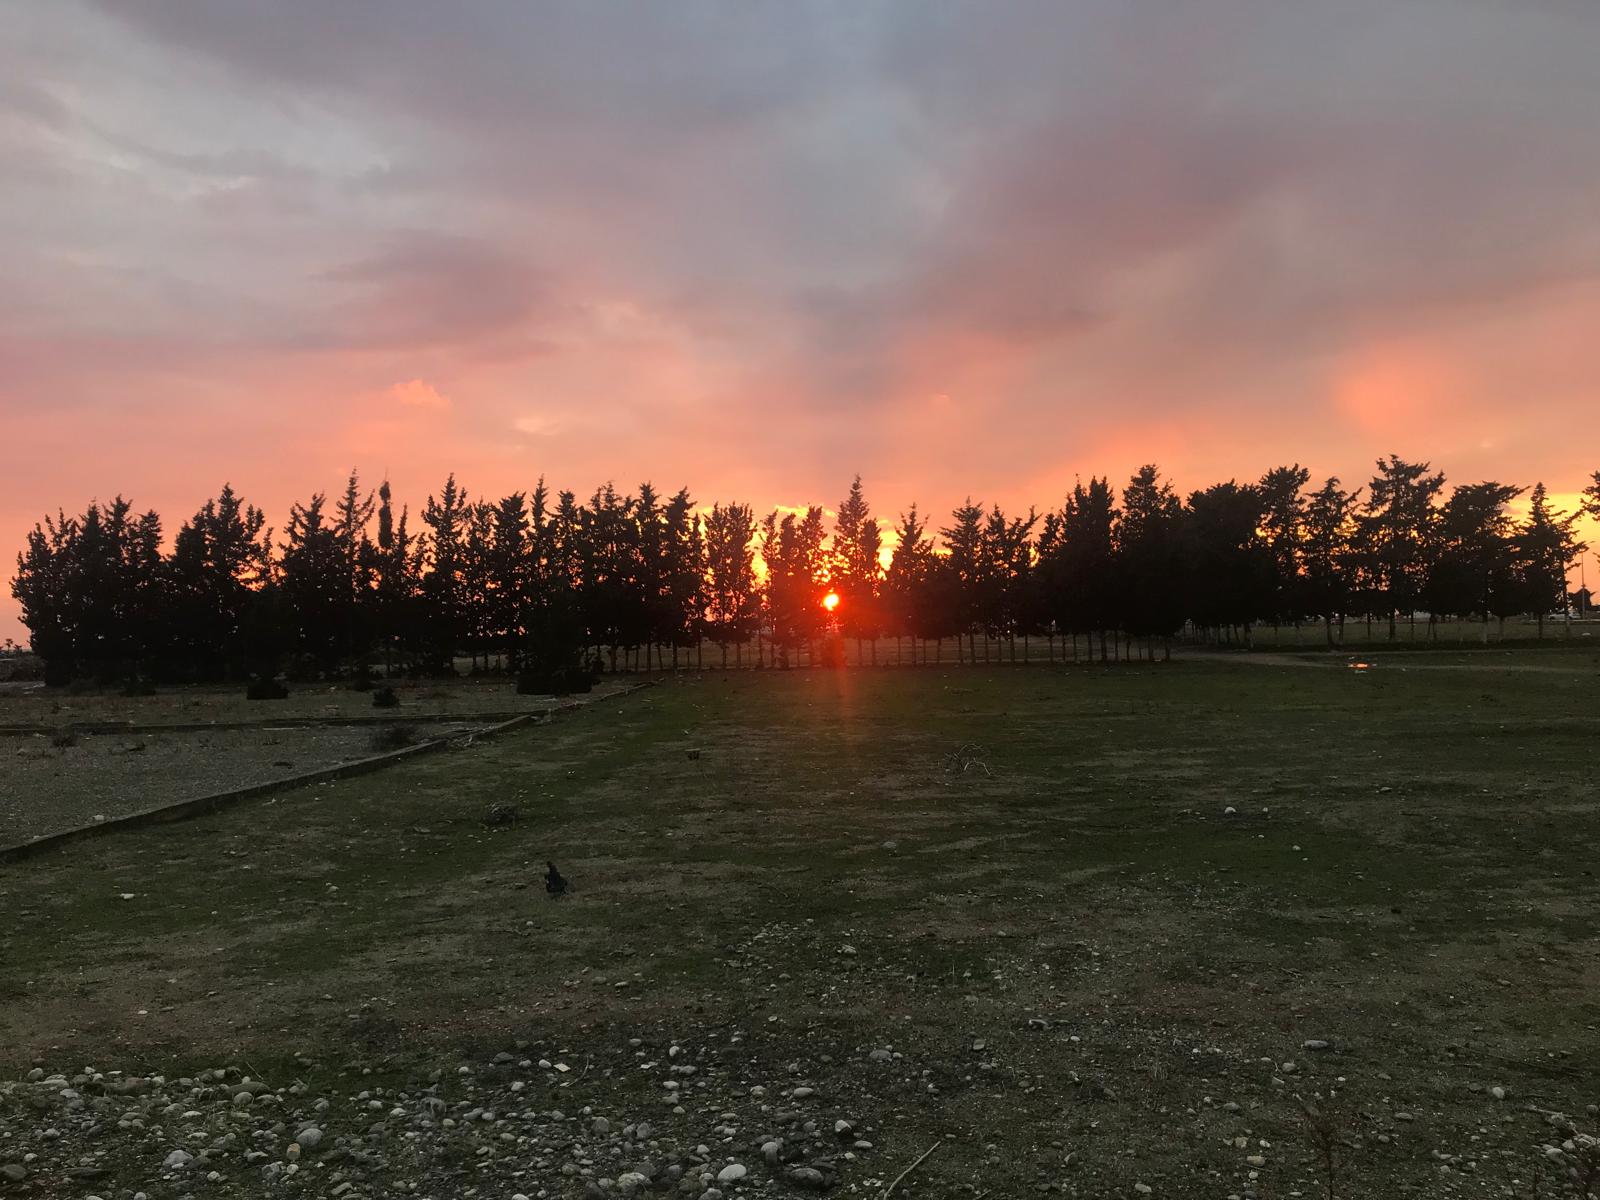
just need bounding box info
[12,460,1598,684]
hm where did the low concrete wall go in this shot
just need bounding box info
[0,684,647,864]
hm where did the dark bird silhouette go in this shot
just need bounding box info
[545,861,569,898]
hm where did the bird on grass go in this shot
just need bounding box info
[545,861,570,898]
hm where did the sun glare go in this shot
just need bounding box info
[822,591,840,612]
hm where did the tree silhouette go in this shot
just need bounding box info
[1362,456,1444,640]
[332,470,376,661]
[1425,482,1523,640]
[939,499,986,663]
[420,474,470,669]
[761,507,827,666]
[279,492,346,669]
[703,502,759,665]
[14,456,1594,681]
[1258,465,1311,633]
[372,480,422,676]
[168,485,272,678]
[881,504,938,663]
[1115,466,1185,658]
[1302,477,1361,646]
[1184,481,1272,645]
[832,477,883,663]
[1517,483,1585,636]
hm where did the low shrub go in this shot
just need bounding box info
[369,724,419,753]
[372,686,400,709]
[515,665,593,696]
[120,675,157,697]
[246,675,289,701]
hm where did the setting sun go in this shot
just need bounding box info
[822,591,840,612]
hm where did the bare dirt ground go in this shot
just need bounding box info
[0,680,629,846]
[2,660,1598,1200]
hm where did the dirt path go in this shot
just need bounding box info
[1174,648,1598,673]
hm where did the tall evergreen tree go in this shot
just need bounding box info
[1041,478,1118,659]
[881,505,942,660]
[660,487,704,667]
[1115,466,1185,655]
[939,499,986,660]
[703,502,760,665]
[278,492,345,668]
[1361,456,1444,638]
[372,480,422,673]
[978,504,1038,657]
[485,492,531,668]
[1258,465,1310,629]
[832,476,883,660]
[332,469,376,660]
[1424,482,1522,639]
[420,474,470,668]
[167,485,272,677]
[1302,477,1361,645]
[1184,481,1272,643]
[1516,483,1585,636]
[761,507,828,665]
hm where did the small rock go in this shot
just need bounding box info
[716,1163,747,1183]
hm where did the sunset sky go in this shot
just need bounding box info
[5,1,1600,642]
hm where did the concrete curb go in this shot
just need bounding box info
[0,711,557,737]
[0,683,650,865]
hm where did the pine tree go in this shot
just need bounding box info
[1516,483,1585,636]
[372,480,421,675]
[1362,456,1444,639]
[832,476,883,661]
[1302,477,1361,645]
[1042,478,1119,660]
[1115,466,1185,657]
[761,507,828,666]
[167,485,273,677]
[279,492,345,668]
[1258,465,1310,631]
[420,474,469,670]
[1425,482,1522,639]
[704,502,759,665]
[661,488,703,668]
[485,492,531,668]
[1185,482,1274,644]
[939,499,986,661]
[332,469,376,660]
[881,505,938,662]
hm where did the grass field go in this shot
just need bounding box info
[2,656,1598,1198]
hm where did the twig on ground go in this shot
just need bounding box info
[943,742,992,776]
[879,1139,943,1200]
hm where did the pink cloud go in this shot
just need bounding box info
[388,378,449,410]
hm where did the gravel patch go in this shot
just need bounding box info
[0,723,484,845]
